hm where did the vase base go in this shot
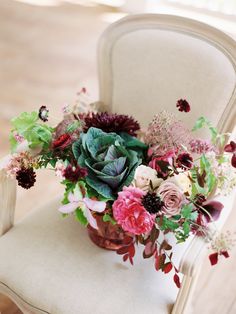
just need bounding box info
[88,229,125,251]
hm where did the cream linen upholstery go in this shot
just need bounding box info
[0,198,189,314]
[0,14,236,314]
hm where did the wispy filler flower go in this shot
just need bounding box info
[145,111,192,155]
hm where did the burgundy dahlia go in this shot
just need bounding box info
[176,99,191,113]
[16,167,36,189]
[176,152,193,169]
[64,165,88,183]
[38,105,49,122]
[83,112,140,136]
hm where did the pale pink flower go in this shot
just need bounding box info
[112,186,155,235]
[59,191,106,229]
[157,181,185,217]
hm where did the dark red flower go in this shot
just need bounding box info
[176,152,193,169]
[209,250,229,266]
[224,141,236,153]
[83,112,140,136]
[232,153,236,168]
[176,99,191,112]
[16,167,36,189]
[224,141,236,168]
[38,105,49,122]
[52,133,72,149]
[149,150,175,179]
[63,165,88,183]
[199,200,224,223]
[141,192,163,214]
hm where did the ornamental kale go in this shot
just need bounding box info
[72,127,147,200]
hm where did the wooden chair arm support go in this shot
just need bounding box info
[0,165,17,236]
[179,235,207,277]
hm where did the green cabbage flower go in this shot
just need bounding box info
[72,127,147,200]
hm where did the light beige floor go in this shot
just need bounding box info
[0,1,236,313]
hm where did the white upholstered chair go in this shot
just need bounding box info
[0,14,236,314]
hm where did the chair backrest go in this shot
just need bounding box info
[97,14,236,133]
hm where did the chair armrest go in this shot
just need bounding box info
[0,156,17,236]
[179,235,207,277]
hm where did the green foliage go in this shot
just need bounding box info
[200,154,217,194]
[192,116,218,143]
[75,208,88,226]
[103,213,116,225]
[158,216,179,231]
[66,120,82,133]
[10,111,54,152]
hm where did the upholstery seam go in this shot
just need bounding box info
[0,280,51,314]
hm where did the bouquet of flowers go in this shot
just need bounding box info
[3,90,236,288]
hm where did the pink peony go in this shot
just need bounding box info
[113,186,155,235]
[157,181,185,217]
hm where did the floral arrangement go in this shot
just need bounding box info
[3,90,236,288]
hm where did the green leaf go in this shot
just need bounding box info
[103,213,116,225]
[9,131,18,153]
[159,216,179,231]
[66,120,82,133]
[181,204,194,219]
[183,221,190,235]
[86,176,115,200]
[75,208,88,226]
[11,111,39,133]
[72,140,82,161]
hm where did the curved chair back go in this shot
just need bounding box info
[98,14,236,133]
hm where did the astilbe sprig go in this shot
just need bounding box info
[144,110,193,156]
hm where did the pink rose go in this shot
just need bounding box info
[113,186,155,235]
[157,181,185,217]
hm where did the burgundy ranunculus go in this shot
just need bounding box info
[52,133,72,149]
[149,150,175,179]
[176,99,191,113]
[176,152,193,169]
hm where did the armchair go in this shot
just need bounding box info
[0,14,236,314]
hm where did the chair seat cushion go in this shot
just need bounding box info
[0,198,186,314]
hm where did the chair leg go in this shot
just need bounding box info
[172,268,201,314]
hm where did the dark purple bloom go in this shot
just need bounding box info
[83,112,140,136]
[38,105,49,122]
[176,99,191,112]
[176,152,193,169]
[224,141,236,168]
[64,165,88,183]
[224,141,236,153]
[16,167,36,189]
[199,200,224,223]
[141,192,163,214]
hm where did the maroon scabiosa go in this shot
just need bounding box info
[176,152,193,169]
[38,105,49,122]
[63,165,88,183]
[16,167,36,189]
[141,192,163,214]
[83,112,140,136]
[176,99,191,113]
